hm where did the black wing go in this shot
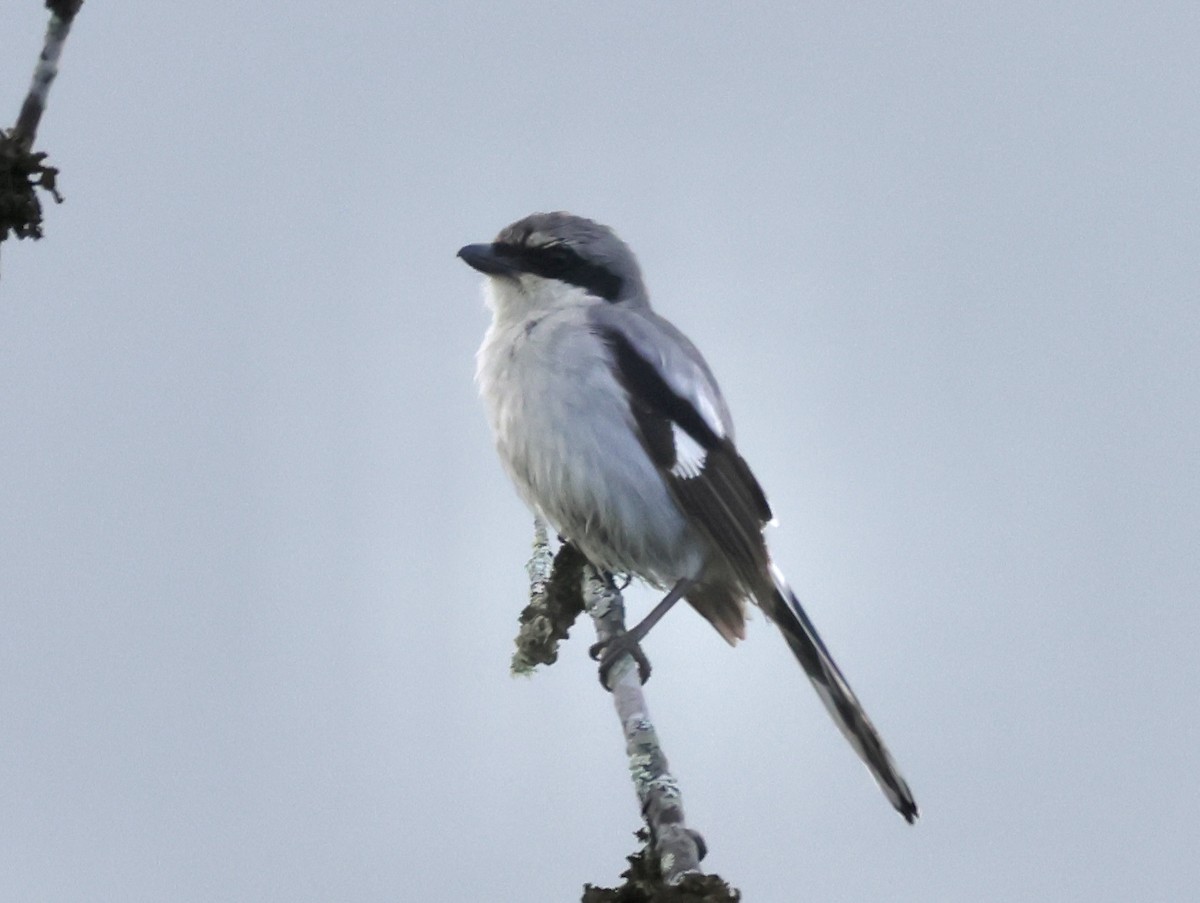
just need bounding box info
[597,324,772,597]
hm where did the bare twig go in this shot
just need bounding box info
[12,2,83,152]
[1,1,83,248]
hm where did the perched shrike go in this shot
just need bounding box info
[460,212,918,822]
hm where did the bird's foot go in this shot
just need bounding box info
[588,631,652,689]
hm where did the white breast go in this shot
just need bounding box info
[475,306,705,586]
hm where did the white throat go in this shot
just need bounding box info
[483,275,604,327]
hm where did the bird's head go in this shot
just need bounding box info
[458,212,648,319]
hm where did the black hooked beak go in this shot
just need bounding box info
[457,243,521,277]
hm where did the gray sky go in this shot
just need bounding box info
[2,3,1197,901]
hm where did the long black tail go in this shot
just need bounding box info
[764,565,918,823]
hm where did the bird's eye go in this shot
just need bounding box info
[515,241,622,301]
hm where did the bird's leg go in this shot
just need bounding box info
[589,577,694,688]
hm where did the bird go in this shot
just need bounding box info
[459,211,918,823]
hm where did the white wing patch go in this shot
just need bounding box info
[669,423,707,479]
[694,391,725,439]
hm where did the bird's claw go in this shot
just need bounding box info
[588,632,652,689]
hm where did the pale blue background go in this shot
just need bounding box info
[2,3,1197,901]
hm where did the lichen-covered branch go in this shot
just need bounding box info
[581,566,705,887]
[511,523,586,674]
[1,1,83,246]
[583,830,741,903]
[516,519,726,895]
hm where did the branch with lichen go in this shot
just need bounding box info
[581,565,706,887]
[514,519,739,899]
[511,519,587,674]
[1,1,83,246]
